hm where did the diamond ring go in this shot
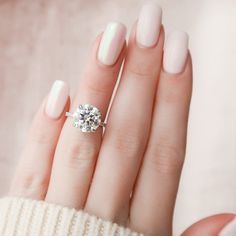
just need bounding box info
[66,104,106,132]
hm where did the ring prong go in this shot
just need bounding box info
[66,112,73,117]
[66,104,106,132]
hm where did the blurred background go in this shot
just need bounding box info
[0,0,236,235]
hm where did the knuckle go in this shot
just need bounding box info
[127,63,154,79]
[147,141,184,175]
[84,75,114,96]
[66,140,98,170]
[162,87,189,104]
[110,126,143,159]
[29,128,50,145]
[11,171,48,198]
[163,91,178,104]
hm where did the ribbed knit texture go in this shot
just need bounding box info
[0,197,143,236]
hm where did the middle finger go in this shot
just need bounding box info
[85,3,164,223]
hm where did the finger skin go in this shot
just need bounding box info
[182,214,235,236]
[10,97,70,199]
[85,27,165,223]
[46,30,126,209]
[129,55,192,236]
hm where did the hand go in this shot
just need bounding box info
[9,3,192,236]
[183,214,236,236]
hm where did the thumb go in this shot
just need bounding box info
[182,214,235,236]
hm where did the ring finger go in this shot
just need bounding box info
[85,3,164,223]
[46,22,127,208]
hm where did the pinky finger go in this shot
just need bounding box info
[10,80,69,200]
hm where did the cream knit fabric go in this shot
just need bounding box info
[0,197,143,236]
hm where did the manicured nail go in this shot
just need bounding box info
[163,31,189,74]
[136,2,162,48]
[219,218,236,236]
[45,80,69,119]
[98,22,126,66]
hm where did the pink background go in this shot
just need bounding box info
[0,0,236,235]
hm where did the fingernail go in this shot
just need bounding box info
[98,22,126,66]
[45,80,69,119]
[136,2,162,48]
[163,31,189,74]
[219,218,236,236]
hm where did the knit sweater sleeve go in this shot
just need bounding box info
[0,197,143,236]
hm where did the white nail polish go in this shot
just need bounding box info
[136,2,162,48]
[98,22,126,66]
[219,218,236,236]
[163,31,189,74]
[45,80,69,119]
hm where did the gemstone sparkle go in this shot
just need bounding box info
[72,104,102,132]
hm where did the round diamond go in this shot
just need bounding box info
[72,104,102,132]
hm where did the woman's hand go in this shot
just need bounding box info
[9,3,192,236]
[183,214,236,236]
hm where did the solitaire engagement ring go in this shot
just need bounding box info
[66,104,106,132]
